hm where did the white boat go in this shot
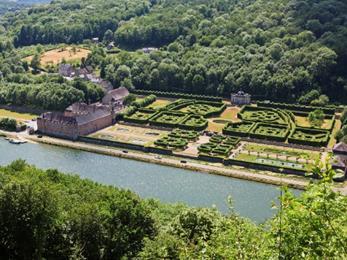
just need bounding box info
[8,139,27,145]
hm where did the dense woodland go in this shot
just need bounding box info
[0,0,345,106]
[0,160,346,259]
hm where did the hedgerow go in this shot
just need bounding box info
[163,99,226,118]
[168,129,199,141]
[249,123,290,142]
[123,108,157,124]
[179,115,208,131]
[257,101,336,115]
[223,122,256,137]
[154,136,188,150]
[132,94,157,108]
[131,89,222,102]
[238,106,287,125]
[288,128,330,147]
[198,134,238,158]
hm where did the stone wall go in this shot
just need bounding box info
[78,114,113,136]
[37,117,78,140]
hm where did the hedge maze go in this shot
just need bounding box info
[162,99,226,117]
[223,105,334,147]
[123,108,157,124]
[154,136,188,151]
[198,135,240,158]
[238,106,286,124]
[250,123,289,142]
[288,128,330,147]
[223,122,256,137]
[168,129,199,141]
[154,129,199,151]
[123,96,222,131]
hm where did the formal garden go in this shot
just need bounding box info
[223,104,334,147]
[123,108,157,124]
[198,135,240,158]
[288,128,330,147]
[123,97,227,131]
[154,129,199,151]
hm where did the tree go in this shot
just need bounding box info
[123,93,136,106]
[270,161,347,259]
[308,109,325,127]
[0,161,59,259]
[30,53,41,74]
[103,29,114,44]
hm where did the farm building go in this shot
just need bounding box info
[102,87,129,106]
[231,91,251,105]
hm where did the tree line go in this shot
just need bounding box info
[85,0,346,103]
[0,160,346,259]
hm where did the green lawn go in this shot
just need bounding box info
[243,143,320,161]
[0,109,37,121]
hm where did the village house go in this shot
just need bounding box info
[58,64,114,93]
[231,91,251,106]
[37,87,129,140]
[102,87,129,106]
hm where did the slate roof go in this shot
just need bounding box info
[102,87,129,104]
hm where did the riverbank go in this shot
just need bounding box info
[25,134,311,190]
[1,130,346,194]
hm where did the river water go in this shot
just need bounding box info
[0,138,300,222]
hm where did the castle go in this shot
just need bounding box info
[37,87,129,140]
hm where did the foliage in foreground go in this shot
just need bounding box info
[0,160,346,259]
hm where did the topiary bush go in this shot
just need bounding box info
[288,128,330,147]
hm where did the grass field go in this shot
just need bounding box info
[207,107,241,132]
[0,109,37,121]
[146,99,171,109]
[243,143,320,161]
[24,47,90,66]
[295,116,333,129]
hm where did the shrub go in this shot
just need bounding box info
[249,123,290,142]
[288,128,330,147]
[0,118,17,131]
[223,122,256,137]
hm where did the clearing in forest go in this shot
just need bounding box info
[24,47,90,66]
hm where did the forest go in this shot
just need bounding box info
[0,160,346,259]
[0,0,345,109]
[0,0,345,104]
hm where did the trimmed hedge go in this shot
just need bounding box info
[238,106,287,125]
[132,94,157,108]
[249,123,290,142]
[288,127,330,147]
[163,99,226,118]
[223,122,256,137]
[149,111,208,131]
[198,134,237,158]
[257,101,336,115]
[132,89,222,102]
[179,115,208,131]
[123,108,158,124]
[154,136,188,150]
[168,129,199,141]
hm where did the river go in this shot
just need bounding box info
[0,138,300,222]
